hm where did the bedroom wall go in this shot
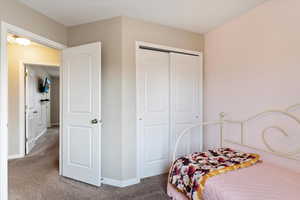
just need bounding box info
[121,16,204,180]
[68,16,204,181]
[204,0,300,163]
[8,42,60,157]
[68,17,123,180]
[0,0,67,45]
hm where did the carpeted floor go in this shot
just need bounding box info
[9,128,169,200]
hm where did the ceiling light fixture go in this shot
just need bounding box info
[15,37,31,46]
[7,35,16,43]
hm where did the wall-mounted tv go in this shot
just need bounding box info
[39,77,51,93]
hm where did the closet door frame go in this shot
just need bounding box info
[135,41,203,181]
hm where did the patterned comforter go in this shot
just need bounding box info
[168,148,260,200]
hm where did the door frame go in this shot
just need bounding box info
[19,62,60,158]
[135,41,202,180]
[0,21,66,200]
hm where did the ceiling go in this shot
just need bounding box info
[18,0,269,33]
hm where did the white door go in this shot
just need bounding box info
[137,49,170,178]
[39,95,47,133]
[170,53,203,157]
[62,42,102,186]
[25,68,38,154]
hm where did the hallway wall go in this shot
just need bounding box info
[8,42,60,157]
[25,65,52,153]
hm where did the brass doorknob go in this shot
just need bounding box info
[91,119,98,124]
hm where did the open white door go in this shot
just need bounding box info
[62,42,101,186]
[25,67,38,154]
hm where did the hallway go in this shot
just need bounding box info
[8,128,168,200]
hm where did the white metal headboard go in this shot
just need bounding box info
[173,104,300,161]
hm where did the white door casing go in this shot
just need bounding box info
[62,42,102,186]
[170,53,203,157]
[0,22,66,200]
[137,49,170,178]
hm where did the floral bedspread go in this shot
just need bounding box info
[168,148,260,200]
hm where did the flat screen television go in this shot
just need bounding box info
[39,77,51,93]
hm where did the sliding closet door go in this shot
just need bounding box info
[170,53,203,158]
[137,49,170,178]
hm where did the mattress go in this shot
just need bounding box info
[203,162,300,200]
[168,162,300,200]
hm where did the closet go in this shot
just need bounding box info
[136,43,203,178]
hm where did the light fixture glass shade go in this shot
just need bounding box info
[15,37,31,46]
[7,35,16,43]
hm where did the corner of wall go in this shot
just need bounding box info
[67,17,124,181]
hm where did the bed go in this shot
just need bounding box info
[167,104,300,200]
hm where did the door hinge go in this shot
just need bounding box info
[25,72,28,77]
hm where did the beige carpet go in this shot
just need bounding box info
[9,128,169,200]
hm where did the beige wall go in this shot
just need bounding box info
[4,0,300,183]
[8,42,60,156]
[0,0,67,45]
[68,16,204,181]
[121,16,204,180]
[1,0,204,182]
[204,0,300,149]
[68,17,123,180]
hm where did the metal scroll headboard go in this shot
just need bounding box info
[173,104,300,162]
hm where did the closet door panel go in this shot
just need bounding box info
[170,53,202,158]
[137,49,170,178]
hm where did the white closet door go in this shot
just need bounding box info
[170,53,203,158]
[137,49,170,178]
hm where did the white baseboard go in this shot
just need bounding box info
[102,177,140,187]
[26,128,47,154]
[8,154,24,160]
[27,138,36,154]
[35,128,47,141]
[121,178,140,187]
